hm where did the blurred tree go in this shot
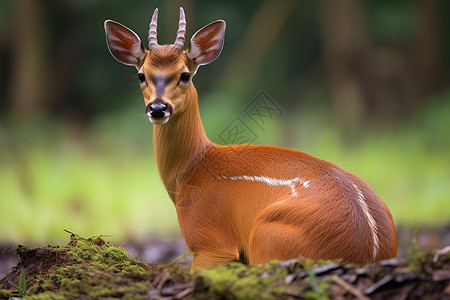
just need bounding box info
[365,0,443,126]
[1,0,448,132]
[318,0,369,137]
[220,0,297,96]
[415,0,442,97]
[10,0,50,122]
[318,0,445,137]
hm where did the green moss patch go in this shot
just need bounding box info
[0,232,188,299]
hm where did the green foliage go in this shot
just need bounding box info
[7,267,27,297]
[168,251,194,265]
[407,228,435,273]
[302,261,330,300]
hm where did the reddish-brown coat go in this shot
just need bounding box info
[175,144,397,269]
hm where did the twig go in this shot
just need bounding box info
[63,229,76,236]
[433,245,450,263]
[175,285,195,299]
[331,275,370,300]
[165,251,193,266]
[364,274,393,294]
[119,238,129,247]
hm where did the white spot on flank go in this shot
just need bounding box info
[353,184,379,261]
[219,175,308,196]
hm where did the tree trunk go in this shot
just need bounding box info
[415,0,442,98]
[318,0,371,138]
[10,0,49,122]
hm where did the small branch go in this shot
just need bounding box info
[433,245,450,263]
[331,275,370,300]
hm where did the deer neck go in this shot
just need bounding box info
[153,86,211,202]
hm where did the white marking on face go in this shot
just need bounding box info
[353,184,379,261]
[219,175,308,196]
[147,111,170,124]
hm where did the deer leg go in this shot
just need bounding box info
[190,248,240,271]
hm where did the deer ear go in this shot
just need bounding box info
[187,20,226,75]
[104,20,146,68]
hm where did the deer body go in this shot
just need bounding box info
[105,8,397,270]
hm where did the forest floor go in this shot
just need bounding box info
[0,227,449,299]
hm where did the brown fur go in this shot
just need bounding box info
[149,46,182,68]
[175,144,397,269]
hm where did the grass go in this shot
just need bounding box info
[0,93,449,244]
[7,267,27,297]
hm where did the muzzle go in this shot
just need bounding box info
[146,98,173,124]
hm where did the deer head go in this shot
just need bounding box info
[104,7,226,124]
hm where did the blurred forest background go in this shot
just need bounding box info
[0,0,449,245]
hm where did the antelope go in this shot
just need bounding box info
[104,7,397,270]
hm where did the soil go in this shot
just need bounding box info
[0,227,449,299]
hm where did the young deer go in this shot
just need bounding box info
[104,7,397,270]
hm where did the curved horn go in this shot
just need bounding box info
[173,7,186,50]
[148,8,159,50]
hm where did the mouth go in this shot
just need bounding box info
[147,112,170,124]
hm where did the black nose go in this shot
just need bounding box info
[148,102,167,118]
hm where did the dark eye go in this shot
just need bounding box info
[137,73,146,84]
[180,72,191,83]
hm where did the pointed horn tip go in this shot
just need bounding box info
[152,8,159,19]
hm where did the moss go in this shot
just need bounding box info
[6,236,329,299]
[303,277,331,300]
[6,234,447,299]
[8,233,153,298]
[27,291,67,300]
[301,260,331,300]
[408,248,434,272]
[62,235,144,273]
[193,261,292,299]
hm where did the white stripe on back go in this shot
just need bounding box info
[219,175,308,196]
